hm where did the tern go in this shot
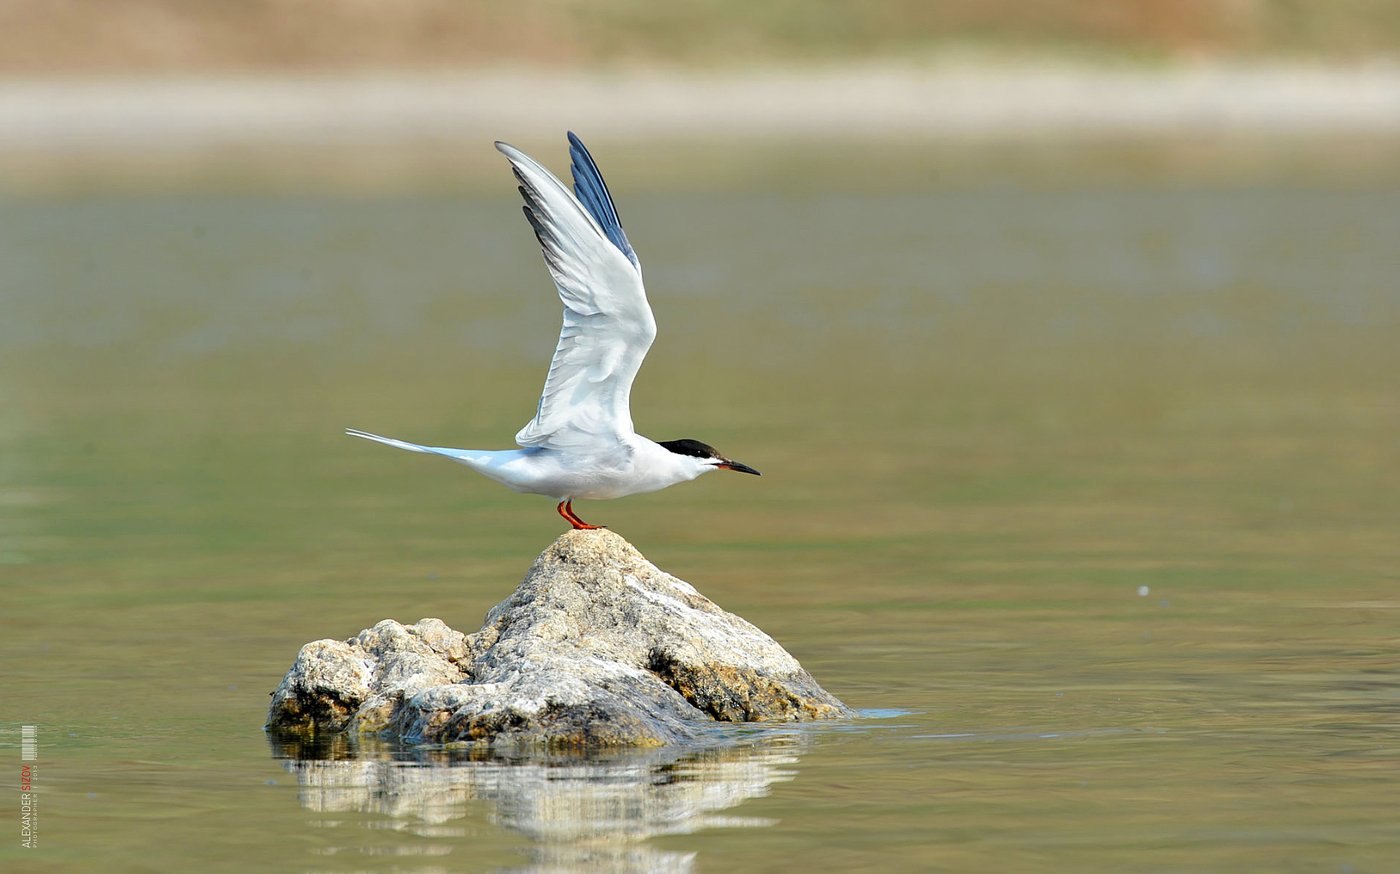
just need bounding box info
[347,132,760,530]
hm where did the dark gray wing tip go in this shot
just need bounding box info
[565,131,640,268]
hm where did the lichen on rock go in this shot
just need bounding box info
[267,529,849,747]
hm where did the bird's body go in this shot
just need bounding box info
[344,430,716,501]
[348,133,757,529]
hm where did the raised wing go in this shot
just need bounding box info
[495,135,656,451]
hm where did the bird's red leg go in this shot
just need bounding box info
[555,500,578,528]
[557,500,604,530]
[566,501,605,530]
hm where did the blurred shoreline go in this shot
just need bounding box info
[3,62,1399,191]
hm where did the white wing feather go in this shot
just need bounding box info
[495,141,656,452]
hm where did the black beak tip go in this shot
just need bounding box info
[724,461,761,476]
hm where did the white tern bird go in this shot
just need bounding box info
[347,132,759,529]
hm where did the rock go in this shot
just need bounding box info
[267,529,850,747]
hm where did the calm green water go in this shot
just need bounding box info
[2,147,1399,872]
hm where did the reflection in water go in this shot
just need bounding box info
[271,733,804,872]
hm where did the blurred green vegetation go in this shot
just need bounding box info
[1,0,1398,73]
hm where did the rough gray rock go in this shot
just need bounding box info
[267,529,849,747]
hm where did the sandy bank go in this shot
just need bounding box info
[3,62,1398,191]
[3,63,1399,154]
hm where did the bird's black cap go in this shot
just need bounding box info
[659,439,760,475]
[659,438,722,459]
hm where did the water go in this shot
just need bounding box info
[2,145,1398,872]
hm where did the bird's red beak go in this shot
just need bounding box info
[718,460,761,476]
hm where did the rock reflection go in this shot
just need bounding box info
[270,733,805,872]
